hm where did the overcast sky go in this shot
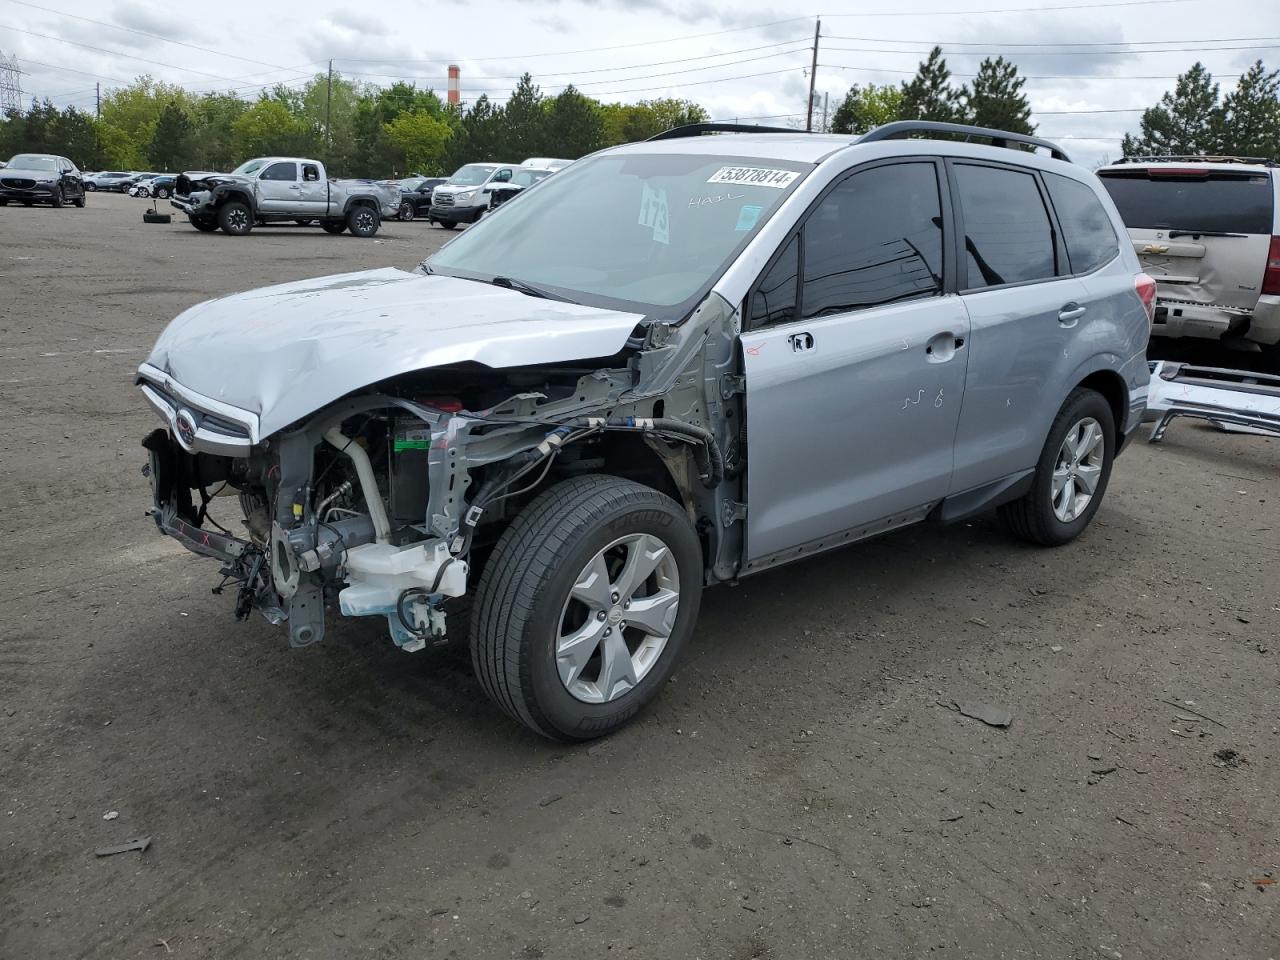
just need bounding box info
[2,0,1277,166]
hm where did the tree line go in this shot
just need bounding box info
[0,72,707,176]
[827,48,1279,162]
[2,51,1276,176]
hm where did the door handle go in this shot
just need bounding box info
[1058,302,1087,325]
[788,331,815,352]
[925,332,965,362]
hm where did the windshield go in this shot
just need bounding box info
[1099,169,1273,234]
[448,164,499,186]
[401,177,425,191]
[8,154,58,171]
[429,152,809,313]
[232,158,270,176]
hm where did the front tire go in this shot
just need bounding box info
[85,182,97,191]
[51,186,64,208]
[471,476,702,741]
[156,187,170,199]
[397,200,414,221]
[190,214,218,232]
[218,200,252,235]
[321,220,346,234]
[347,204,380,237]
[999,387,1115,546]
[73,192,85,208]
[437,220,457,230]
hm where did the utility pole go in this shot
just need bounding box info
[326,59,333,161]
[805,17,820,132]
[95,81,100,119]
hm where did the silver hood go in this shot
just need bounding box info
[140,267,644,437]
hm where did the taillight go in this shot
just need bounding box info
[1263,236,1280,296]
[1135,273,1157,323]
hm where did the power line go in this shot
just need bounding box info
[464,65,810,100]
[822,42,1280,56]
[818,63,1245,80]
[823,33,1280,46]
[0,23,242,80]
[822,0,1196,15]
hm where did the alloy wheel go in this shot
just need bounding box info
[1051,416,1104,523]
[556,533,681,704]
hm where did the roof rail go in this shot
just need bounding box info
[1111,154,1277,167]
[857,120,1072,163]
[647,122,803,141]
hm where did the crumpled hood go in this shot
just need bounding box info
[141,267,644,437]
[178,171,248,191]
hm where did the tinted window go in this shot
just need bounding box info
[954,164,1056,288]
[261,162,297,182]
[801,162,944,318]
[750,234,799,327]
[1045,173,1118,274]
[1097,169,1273,235]
[302,164,320,182]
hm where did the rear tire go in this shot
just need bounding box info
[999,387,1115,546]
[347,204,380,237]
[471,475,702,741]
[85,182,97,191]
[218,200,252,235]
[156,187,170,199]
[397,200,414,221]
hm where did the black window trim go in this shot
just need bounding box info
[744,156,958,333]
[262,160,299,182]
[944,157,1068,295]
[1042,170,1122,279]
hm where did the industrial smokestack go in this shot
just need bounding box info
[447,65,460,106]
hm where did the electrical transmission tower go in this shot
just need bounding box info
[0,51,23,114]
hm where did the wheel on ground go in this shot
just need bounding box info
[190,214,218,232]
[51,186,64,208]
[347,204,380,237]
[156,187,170,199]
[294,218,313,226]
[321,220,346,234]
[471,475,702,741]
[437,220,457,230]
[999,387,1116,546]
[218,200,252,235]
[137,187,150,198]
[397,200,414,221]
[73,192,85,208]
[85,182,97,191]
[0,199,7,206]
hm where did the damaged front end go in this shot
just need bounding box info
[135,287,740,653]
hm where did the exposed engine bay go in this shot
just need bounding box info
[137,292,741,652]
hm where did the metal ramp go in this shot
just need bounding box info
[1145,361,1280,442]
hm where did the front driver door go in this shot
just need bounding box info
[740,159,970,567]
[257,160,300,212]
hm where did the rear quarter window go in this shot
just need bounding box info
[1044,173,1119,274]
[1098,169,1274,235]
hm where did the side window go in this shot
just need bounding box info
[492,168,512,183]
[302,164,320,182]
[261,162,298,182]
[953,164,1056,288]
[801,162,945,319]
[1044,173,1118,275]
[749,234,799,328]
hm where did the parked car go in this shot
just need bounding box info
[398,176,447,220]
[485,166,554,210]
[116,172,160,193]
[0,153,86,207]
[130,175,177,199]
[428,162,515,228]
[84,170,132,191]
[522,157,573,171]
[171,157,400,236]
[135,120,1151,741]
[1096,156,1279,362]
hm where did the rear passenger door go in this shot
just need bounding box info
[948,160,1090,493]
[740,159,970,567]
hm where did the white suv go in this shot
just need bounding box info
[1097,157,1280,360]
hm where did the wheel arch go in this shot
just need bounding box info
[1073,367,1128,447]
[214,188,254,212]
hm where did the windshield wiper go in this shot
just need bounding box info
[1167,229,1248,239]
[489,275,574,302]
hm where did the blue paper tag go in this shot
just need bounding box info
[735,204,763,232]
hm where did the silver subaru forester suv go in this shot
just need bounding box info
[137,121,1153,740]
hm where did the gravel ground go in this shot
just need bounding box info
[1,192,1277,960]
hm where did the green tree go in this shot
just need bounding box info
[502,73,547,159]
[100,77,192,154]
[964,57,1034,134]
[384,110,452,175]
[1214,59,1280,159]
[51,106,101,168]
[830,83,904,134]
[1122,62,1221,156]
[148,101,193,171]
[445,94,506,169]
[230,97,315,158]
[188,93,248,170]
[900,46,964,123]
[544,86,605,157]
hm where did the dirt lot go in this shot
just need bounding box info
[1,192,1277,960]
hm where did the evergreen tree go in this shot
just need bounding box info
[1215,59,1280,159]
[964,57,1034,134]
[900,47,964,123]
[544,86,605,157]
[148,102,193,171]
[502,74,546,158]
[1122,62,1220,156]
[830,83,904,134]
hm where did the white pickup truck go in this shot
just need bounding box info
[172,157,401,237]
